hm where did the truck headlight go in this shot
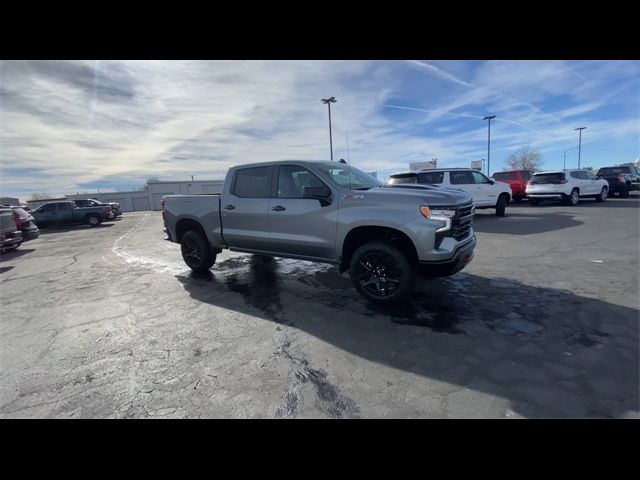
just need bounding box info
[420,206,455,232]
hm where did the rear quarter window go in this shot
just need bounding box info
[493,172,518,181]
[531,173,565,183]
[417,171,444,184]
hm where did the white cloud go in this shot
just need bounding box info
[0,60,638,199]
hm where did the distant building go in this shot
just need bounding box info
[0,197,20,206]
[65,179,225,212]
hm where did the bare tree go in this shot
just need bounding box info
[505,146,543,171]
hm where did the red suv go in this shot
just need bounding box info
[492,170,533,202]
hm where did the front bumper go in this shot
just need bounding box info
[418,236,475,277]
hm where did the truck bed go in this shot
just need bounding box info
[162,194,224,248]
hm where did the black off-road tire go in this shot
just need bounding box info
[349,241,415,304]
[181,230,216,272]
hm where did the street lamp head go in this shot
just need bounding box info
[321,96,337,104]
[483,115,496,120]
[575,126,586,131]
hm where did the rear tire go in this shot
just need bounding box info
[350,241,415,304]
[619,186,629,198]
[495,194,508,216]
[564,189,580,206]
[595,187,608,202]
[528,198,540,206]
[513,196,523,203]
[181,230,216,272]
[86,214,102,226]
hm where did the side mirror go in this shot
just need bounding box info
[302,185,332,206]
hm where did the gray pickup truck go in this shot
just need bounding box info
[163,161,476,303]
[32,201,112,227]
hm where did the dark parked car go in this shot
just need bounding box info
[32,201,111,227]
[73,198,122,218]
[596,165,640,197]
[0,208,22,252]
[9,207,40,242]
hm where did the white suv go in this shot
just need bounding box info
[525,169,609,206]
[387,168,512,216]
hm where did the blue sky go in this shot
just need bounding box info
[1,60,638,201]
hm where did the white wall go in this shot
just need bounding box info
[65,180,224,212]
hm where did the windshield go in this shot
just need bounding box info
[316,164,383,190]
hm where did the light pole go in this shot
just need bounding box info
[575,127,586,169]
[321,97,337,161]
[483,115,496,177]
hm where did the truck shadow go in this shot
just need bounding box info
[176,255,639,418]
[473,212,583,235]
[38,223,115,235]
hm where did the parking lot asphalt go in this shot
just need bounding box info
[1,194,638,418]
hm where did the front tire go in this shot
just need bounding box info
[595,187,608,202]
[495,193,508,216]
[350,241,415,304]
[181,230,216,272]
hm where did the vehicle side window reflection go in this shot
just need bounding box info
[277,166,325,198]
[450,172,473,185]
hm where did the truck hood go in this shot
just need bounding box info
[363,185,473,207]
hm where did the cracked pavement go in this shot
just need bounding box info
[0,195,638,418]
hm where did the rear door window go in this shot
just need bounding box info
[450,171,474,185]
[232,166,272,198]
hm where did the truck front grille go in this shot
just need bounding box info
[435,202,474,247]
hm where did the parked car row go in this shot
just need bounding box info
[0,198,122,253]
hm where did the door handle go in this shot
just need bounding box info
[224,204,236,210]
[271,205,286,212]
